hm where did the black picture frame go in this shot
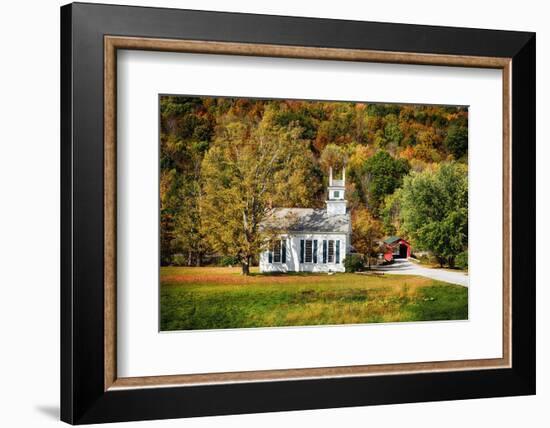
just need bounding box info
[61,2,535,424]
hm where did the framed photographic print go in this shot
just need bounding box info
[60,2,535,424]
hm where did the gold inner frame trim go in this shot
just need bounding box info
[104,35,512,391]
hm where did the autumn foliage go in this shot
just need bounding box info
[160,96,468,271]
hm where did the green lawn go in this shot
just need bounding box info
[160,266,468,331]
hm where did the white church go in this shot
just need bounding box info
[259,168,351,273]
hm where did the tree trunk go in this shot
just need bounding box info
[241,258,250,275]
[241,256,252,275]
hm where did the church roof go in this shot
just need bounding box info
[261,208,351,234]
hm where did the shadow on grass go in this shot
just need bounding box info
[247,271,334,278]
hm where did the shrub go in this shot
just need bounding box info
[455,251,468,269]
[218,255,239,267]
[172,253,187,266]
[417,254,430,264]
[343,254,365,273]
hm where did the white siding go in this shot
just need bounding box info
[325,200,347,215]
[259,233,349,273]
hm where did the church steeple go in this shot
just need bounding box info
[326,167,347,215]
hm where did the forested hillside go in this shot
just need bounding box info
[160,96,468,270]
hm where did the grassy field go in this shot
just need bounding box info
[160,266,468,331]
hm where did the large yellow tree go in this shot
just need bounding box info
[200,113,318,275]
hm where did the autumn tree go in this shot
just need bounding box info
[314,103,358,150]
[161,139,210,267]
[320,143,347,173]
[159,97,213,265]
[200,115,317,275]
[173,178,208,266]
[352,208,384,268]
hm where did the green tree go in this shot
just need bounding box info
[383,114,404,146]
[380,189,402,236]
[358,151,410,214]
[399,162,468,267]
[200,117,317,275]
[444,123,468,159]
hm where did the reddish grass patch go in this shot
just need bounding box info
[162,273,328,285]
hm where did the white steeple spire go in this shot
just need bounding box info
[326,167,347,215]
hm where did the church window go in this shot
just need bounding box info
[305,240,313,263]
[270,239,287,264]
[273,240,281,263]
[328,240,335,263]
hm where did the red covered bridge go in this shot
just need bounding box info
[383,236,411,262]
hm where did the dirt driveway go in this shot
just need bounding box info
[374,259,469,287]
